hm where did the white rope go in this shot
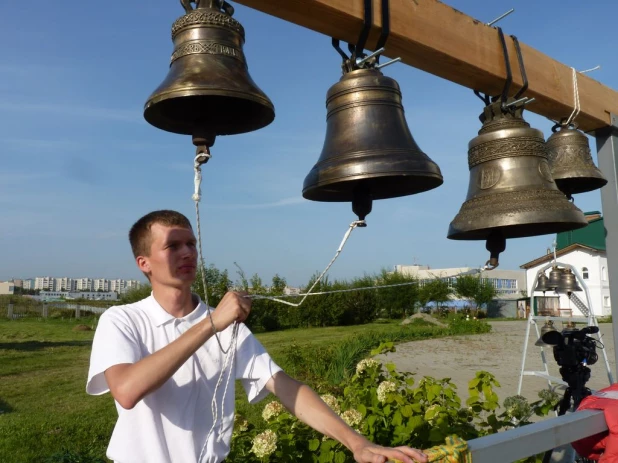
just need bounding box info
[192,150,240,463]
[242,219,365,307]
[564,65,601,127]
[564,67,580,127]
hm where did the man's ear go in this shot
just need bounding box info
[136,256,150,274]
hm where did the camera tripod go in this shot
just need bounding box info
[542,363,593,463]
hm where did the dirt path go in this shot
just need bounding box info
[376,321,616,406]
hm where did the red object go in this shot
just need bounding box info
[571,384,618,462]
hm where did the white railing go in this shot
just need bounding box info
[468,409,607,462]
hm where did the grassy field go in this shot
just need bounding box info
[0,316,489,462]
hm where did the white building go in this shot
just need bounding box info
[22,279,33,290]
[393,264,525,299]
[520,211,610,317]
[75,278,94,292]
[125,280,141,291]
[34,276,55,291]
[94,278,110,292]
[39,291,118,301]
[54,277,75,292]
[0,282,15,295]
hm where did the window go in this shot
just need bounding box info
[602,267,607,281]
[604,296,611,307]
[582,267,589,279]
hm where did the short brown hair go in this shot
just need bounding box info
[129,210,193,258]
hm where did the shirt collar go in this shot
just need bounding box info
[146,292,208,327]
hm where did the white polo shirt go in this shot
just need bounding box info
[86,294,282,463]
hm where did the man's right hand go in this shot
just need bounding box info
[210,291,252,331]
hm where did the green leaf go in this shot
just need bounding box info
[334,451,346,463]
[358,404,367,417]
[308,439,320,451]
[392,411,403,426]
[429,427,445,442]
[401,404,413,417]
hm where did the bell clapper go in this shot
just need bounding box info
[484,229,506,270]
[193,131,216,165]
[351,185,372,226]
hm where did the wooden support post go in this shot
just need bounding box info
[7,303,13,319]
[233,0,618,132]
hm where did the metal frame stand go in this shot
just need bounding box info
[518,260,614,396]
[596,114,618,378]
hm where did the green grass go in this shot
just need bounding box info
[0,316,489,462]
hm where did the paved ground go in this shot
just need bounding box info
[376,320,616,407]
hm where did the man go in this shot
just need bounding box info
[87,210,427,463]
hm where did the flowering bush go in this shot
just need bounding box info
[228,342,560,462]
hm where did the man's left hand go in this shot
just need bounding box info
[352,442,428,463]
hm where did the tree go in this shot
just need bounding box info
[376,268,419,318]
[454,275,497,316]
[420,278,452,313]
[121,283,153,304]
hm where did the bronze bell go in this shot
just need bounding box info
[547,266,565,291]
[561,268,583,294]
[534,273,551,293]
[303,67,443,221]
[535,320,558,346]
[447,99,588,268]
[546,123,607,199]
[144,0,275,145]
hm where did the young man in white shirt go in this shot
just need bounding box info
[86,209,428,463]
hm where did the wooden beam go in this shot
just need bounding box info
[234,0,618,133]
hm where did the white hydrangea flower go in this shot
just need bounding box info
[251,429,277,458]
[341,409,363,427]
[262,401,285,421]
[320,394,341,414]
[356,358,380,374]
[376,381,397,402]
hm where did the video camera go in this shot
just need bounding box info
[541,326,600,368]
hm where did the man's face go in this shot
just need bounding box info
[140,223,198,288]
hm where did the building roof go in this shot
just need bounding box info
[519,243,604,269]
[556,211,606,251]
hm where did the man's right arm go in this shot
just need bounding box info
[104,291,250,409]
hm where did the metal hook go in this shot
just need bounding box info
[351,0,373,63]
[496,27,513,111]
[474,90,491,106]
[374,0,390,65]
[511,35,528,100]
[331,37,349,61]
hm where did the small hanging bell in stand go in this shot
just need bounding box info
[547,267,565,292]
[561,268,583,295]
[534,272,551,293]
[546,122,607,200]
[143,0,275,153]
[535,319,558,346]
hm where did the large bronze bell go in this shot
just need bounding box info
[561,268,583,294]
[447,99,588,267]
[546,123,607,199]
[144,0,274,144]
[302,67,443,220]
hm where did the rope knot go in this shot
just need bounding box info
[424,435,471,463]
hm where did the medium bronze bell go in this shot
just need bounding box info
[546,123,607,199]
[547,267,565,291]
[447,99,588,267]
[561,268,583,294]
[535,320,558,346]
[144,0,274,144]
[534,273,551,293]
[302,68,443,220]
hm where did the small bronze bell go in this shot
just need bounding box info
[303,67,443,221]
[546,123,607,199]
[535,320,557,346]
[447,99,588,267]
[144,0,274,145]
[534,273,551,293]
[561,268,583,294]
[547,267,565,291]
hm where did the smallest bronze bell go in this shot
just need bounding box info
[535,320,558,346]
[534,273,551,293]
[546,123,607,199]
[561,269,583,294]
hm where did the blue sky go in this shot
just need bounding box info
[1,0,616,287]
